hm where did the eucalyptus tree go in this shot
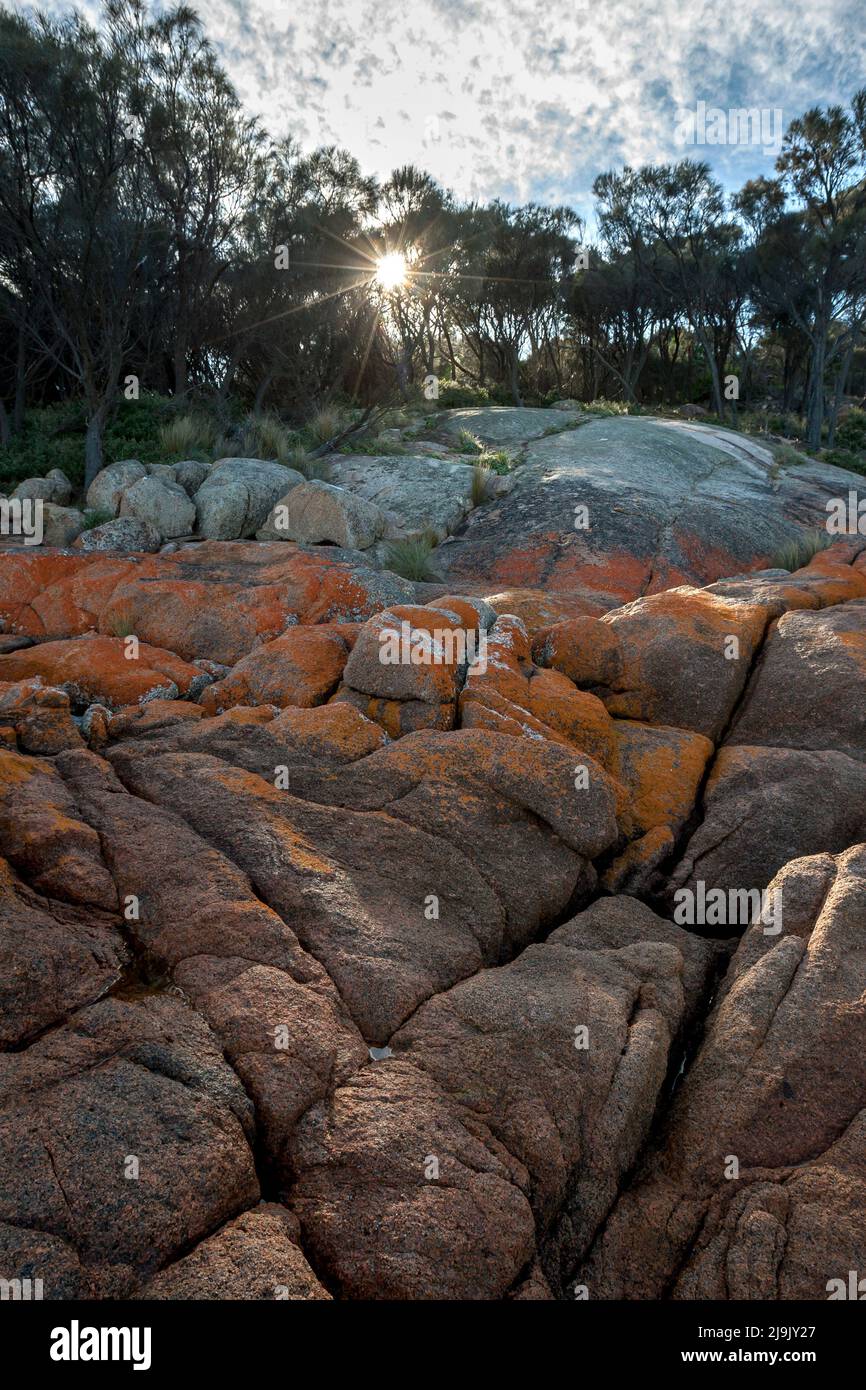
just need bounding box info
[117,0,265,398]
[0,5,159,481]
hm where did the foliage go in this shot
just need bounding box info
[0,1,864,483]
[81,508,115,529]
[455,429,484,455]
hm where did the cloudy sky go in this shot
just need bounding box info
[31,0,866,219]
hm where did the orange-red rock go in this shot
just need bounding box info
[0,634,206,709]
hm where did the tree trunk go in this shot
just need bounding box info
[806,328,826,450]
[253,373,273,414]
[0,398,10,448]
[827,330,858,449]
[84,403,109,489]
[173,331,189,398]
[508,349,523,406]
[12,327,26,435]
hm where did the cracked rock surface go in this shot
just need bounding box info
[1,475,866,1300]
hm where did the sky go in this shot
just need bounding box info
[27,0,866,222]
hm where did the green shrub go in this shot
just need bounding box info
[455,429,483,455]
[836,408,866,452]
[477,450,511,474]
[772,444,805,469]
[81,508,114,529]
[823,447,866,476]
[106,604,137,638]
[337,436,409,456]
[436,382,490,409]
[584,399,630,417]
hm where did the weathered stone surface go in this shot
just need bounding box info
[613,720,714,838]
[0,747,117,908]
[729,602,866,758]
[107,728,617,1040]
[0,855,125,1048]
[106,698,207,741]
[200,626,352,713]
[328,454,477,543]
[38,505,86,547]
[0,996,258,1297]
[0,677,82,754]
[85,459,147,515]
[75,516,162,553]
[12,469,73,507]
[393,896,717,1291]
[288,1060,536,1300]
[598,587,769,740]
[0,634,206,709]
[0,543,413,662]
[194,459,304,539]
[342,605,467,707]
[136,1205,331,1300]
[436,413,866,604]
[259,479,386,549]
[669,745,866,896]
[161,458,209,496]
[5,412,866,1306]
[580,846,866,1300]
[120,475,196,538]
[440,405,584,446]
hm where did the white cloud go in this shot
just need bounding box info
[29,0,866,218]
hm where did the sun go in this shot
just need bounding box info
[375,252,407,290]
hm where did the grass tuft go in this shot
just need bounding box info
[382,533,440,581]
[771,529,833,572]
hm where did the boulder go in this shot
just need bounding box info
[200,626,352,713]
[0,677,82,754]
[38,504,85,547]
[11,468,72,507]
[435,412,866,603]
[0,996,258,1297]
[120,474,196,538]
[107,728,619,1041]
[579,845,866,1300]
[597,587,769,741]
[0,543,414,663]
[668,744,866,897]
[75,516,162,553]
[260,479,386,549]
[194,459,304,539]
[289,1059,536,1300]
[728,602,866,759]
[136,1205,331,1300]
[0,634,207,709]
[170,458,210,496]
[328,454,477,542]
[85,459,147,515]
[0,854,125,1048]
